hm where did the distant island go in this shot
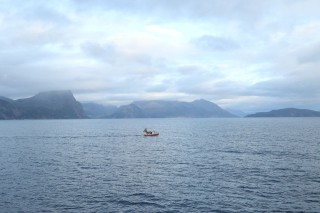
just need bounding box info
[246,108,320,117]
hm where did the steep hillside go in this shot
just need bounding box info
[0,91,87,119]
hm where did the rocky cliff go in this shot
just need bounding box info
[0,91,87,119]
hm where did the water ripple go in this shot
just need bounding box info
[1,118,320,212]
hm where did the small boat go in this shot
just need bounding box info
[143,128,159,136]
[144,131,159,136]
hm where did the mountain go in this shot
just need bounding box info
[108,99,236,118]
[225,108,248,117]
[0,99,21,119]
[0,96,15,103]
[0,91,87,119]
[133,100,195,118]
[108,104,146,118]
[246,108,320,117]
[82,103,117,118]
[190,99,236,117]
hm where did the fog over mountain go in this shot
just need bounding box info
[225,108,248,117]
[82,103,117,118]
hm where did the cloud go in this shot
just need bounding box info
[298,43,320,64]
[0,0,320,112]
[71,0,270,23]
[82,42,117,63]
[193,35,240,51]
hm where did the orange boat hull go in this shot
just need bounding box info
[144,133,159,136]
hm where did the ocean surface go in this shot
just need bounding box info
[0,118,320,213]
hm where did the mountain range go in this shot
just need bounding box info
[107,99,236,118]
[0,91,87,119]
[1,90,320,119]
[0,91,236,119]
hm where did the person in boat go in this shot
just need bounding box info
[144,128,152,134]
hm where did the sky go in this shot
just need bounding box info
[0,0,320,113]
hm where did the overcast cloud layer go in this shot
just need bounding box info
[1,0,320,112]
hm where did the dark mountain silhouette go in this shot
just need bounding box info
[107,99,236,118]
[246,108,320,117]
[0,91,87,119]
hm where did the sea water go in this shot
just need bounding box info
[0,118,320,212]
